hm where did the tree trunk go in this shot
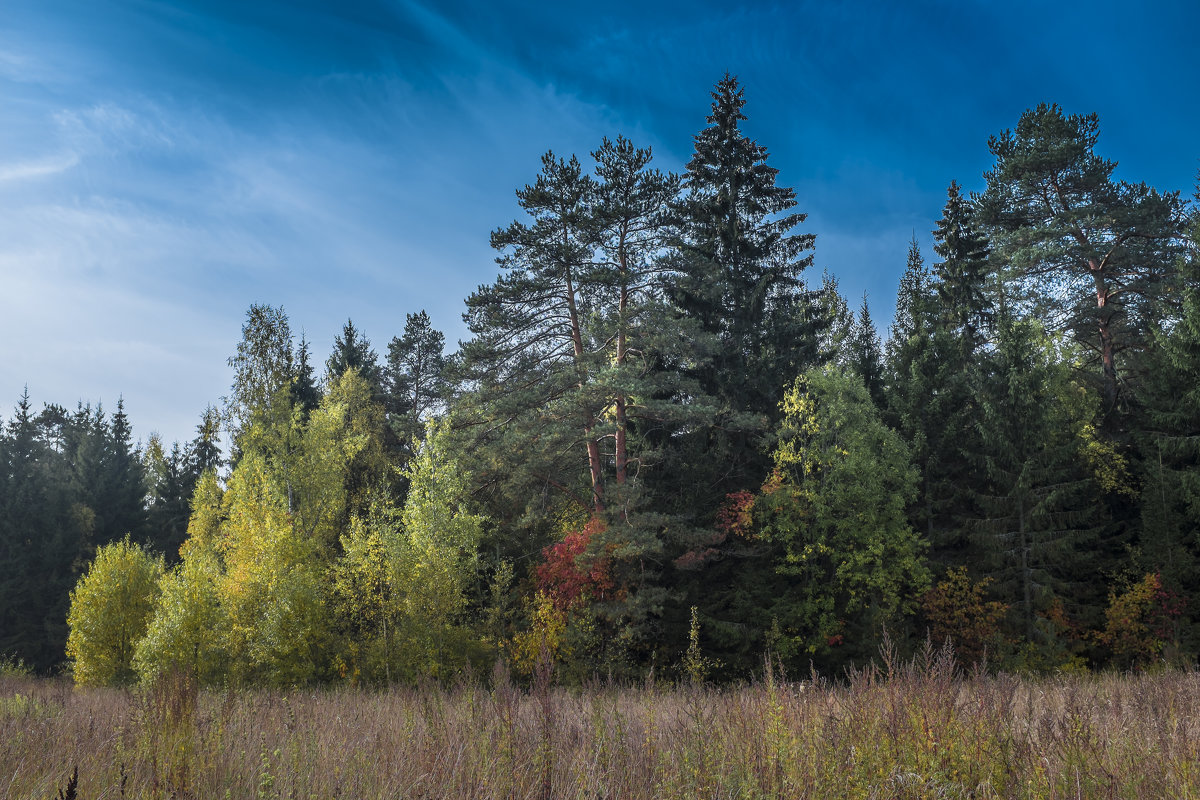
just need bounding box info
[564,265,605,513]
[1019,495,1033,641]
[615,245,630,490]
[1093,268,1119,410]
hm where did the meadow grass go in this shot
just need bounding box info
[3,647,1199,799]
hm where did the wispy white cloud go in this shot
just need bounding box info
[0,153,80,182]
[2,0,1196,448]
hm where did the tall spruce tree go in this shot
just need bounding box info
[384,310,449,452]
[885,240,945,547]
[101,398,147,547]
[458,140,701,671]
[920,183,995,568]
[848,294,885,408]
[972,314,1113,645]
[143,434,191,561]
[292,333,322,416]
[933,181,993,351]
[188,405,223,480]
[325,319,383,397]
[0,390,88,671]
[669,74,825,504]
[1136,197,1200,649]
[886,237,935,372]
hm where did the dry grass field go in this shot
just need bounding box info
[3,648,1199,799]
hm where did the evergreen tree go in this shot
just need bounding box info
[972,314,1115,648]
[325,319,383,394]
[885,236,936,371]
[916,184,996,569]
[576,136,706,671]
[100,397,147,548]
[848,294,885,407]
[187,405,223,481]
[669,73,826,504]
[144,405,224,565]
[1136,198,1200,650]
[292,333,323,416]
[458,151,607,517]
[384,310,449,451]
[933,181,992,351]
[0,390,87,671]
[820,272,855,369]
[458,140,703,671]
[143,434,192,561]
[885,240,946,549]
[978,104,1185,413]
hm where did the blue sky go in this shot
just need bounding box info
[2,0,1198,446]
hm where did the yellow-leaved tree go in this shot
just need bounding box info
[135,370,384,686]
[134,470,229,684]
[333,421,484,683]
[67,536,164,686]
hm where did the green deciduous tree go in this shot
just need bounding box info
[756,367,928,663]
[134,545,228,684]
[332,422,483,682]
[66,536,164,686]
[226,304,296,447]
[217,448,331,685]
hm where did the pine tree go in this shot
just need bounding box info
[458,140,701,671]
[978,104,1185,413]
[577,136,705,670]
[459,151,607,514]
